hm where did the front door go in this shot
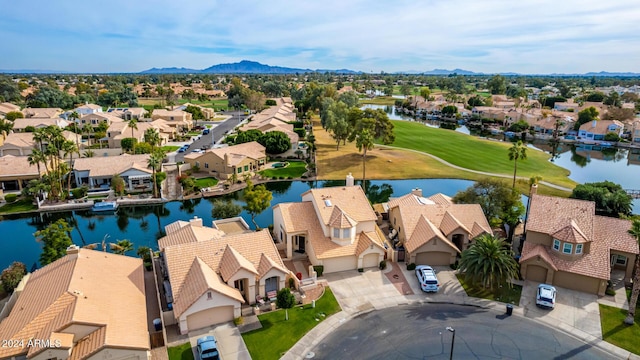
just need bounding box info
[234,279,246,300]
[265,276,278,294]
[298,235,305,253]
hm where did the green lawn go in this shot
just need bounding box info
[456,274,522,305]
[162,145,180,152]
[600,304,640,354]
[387,120,577,189]
[242,288,341,360]
[0,198,37,214]
[194,177,219,188]
[167,342,194,360]
[259,161,307,179]
[359,97,397,105]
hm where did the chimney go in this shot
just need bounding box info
[592,120,597,128]
[346,173,354,187]
[66,245,80,257]
[190,216,203,227]
[530,183,538,196]
[411,188,423,197]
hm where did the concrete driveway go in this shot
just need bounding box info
[188,322,251,360]
[519,280,602,339]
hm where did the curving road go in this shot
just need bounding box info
[310,304,617,360]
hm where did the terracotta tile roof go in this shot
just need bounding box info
[328,205,357,228]
[23,107,63,118]
[185,141,266,164]
[159,221,226,250]
[257,253,290,278]
[594,216,638,254]
[551,219,589,244]
[521,240,610,280]
[0,102,21,114]
[428,193,453,205]
[0,155,42,177]
[1,131,36,147]
[440,211,470,236]
[355,231,385,256]
[579,119,624,134]
[519,243,559,271]
[219,245,258,281]
[527,194,594,242]
[388,193,435,209]
[73,154,152,178]
[405,215,459,254]
[12,117,68,130]
[79,112,123,123]
[0,249,149,359]
[304,186,377,224]
[172,257,245,317]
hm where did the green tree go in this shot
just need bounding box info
[212,199,242,219]
[354,123,374,184]
[112,239,134,255]
[185,105,205,126]
[1,261,27,293]
[508,140,527,188]
[337,91,360,108]
[35,219,73,265]
[624,220,640,325]
[258,131,291,154]
[243,180,272,229]
[111,174,126,196]
[441,105,458,117]
[399,83,413,97]
[487,75,507,95]
[137,246,152,262]
[5,111,23,121]
[148,149,165,198]
[276,288,296,320]
[234,129,263,144]
[121,138,137,153]
[453,178,524,230]
[144,128,161,149]
[570,181,632,218]
[574,106,599,131]
[61,140,78,192]
[69,111,81,151]
[82,123,94,146]
[127,119,138,153]
[458,234,519,289]
[419,87,431,101]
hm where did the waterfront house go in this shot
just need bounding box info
[0,246,150,360]
[0,155,44,191]
[73,154,153,191]
[578,120,624,141]
[0,131,77,157]
[184,141,266,180]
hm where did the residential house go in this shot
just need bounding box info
[386,189,492,265]
[106,107,147,121]
[106,121,168,149]
[22,108,63,118]
[151,109,193,131]
[11,117,69,132]
[184,142,266,180]
[159,217,292,334]
[73,154,153,191]
[554,101,581,112]
[578,120,624,141]
[273,179,388,273]
[173,103,215,120]
[73,103,103,115]
[0,102,21,118]
[78,112,124,127]
[0,155,44,191]
[239,98,299,151]
[520,190,639,296]
[631,120,640,145]
[0,131,77,156]
[0,246,150,360]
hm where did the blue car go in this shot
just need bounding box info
[203,129,210,135]
[197,336,219,360]
[177,147,186,153]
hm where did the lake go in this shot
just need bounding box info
[360,104,470,134]
[0,179,476,270]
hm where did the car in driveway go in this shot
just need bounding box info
[196,335,219,360]
[415,265,440,293]
[536,284,557,309]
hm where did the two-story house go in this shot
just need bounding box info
[184,142,266,180]
[151,109,193,131]
[73,103,103,116]
[578,120,624,141]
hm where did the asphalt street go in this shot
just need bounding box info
[173,111,246,162]
[310,303,617,360]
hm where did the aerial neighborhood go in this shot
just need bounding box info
[1,69,640,360]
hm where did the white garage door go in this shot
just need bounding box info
[323,256,358,273]
[186,306,234,331]
[415,251,451,266]
[362,253,379,268]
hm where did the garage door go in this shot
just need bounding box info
[362,253,379,268]
[323,256,357,273]
[526,265,548,283]
[554,272,600,294]
[2,149,21,156]
[415,251,451,266]
[186,306,234,331]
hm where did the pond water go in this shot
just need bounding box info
[361,104,470,134]
[0,179,476,270]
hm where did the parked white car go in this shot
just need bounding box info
[415,265,440,293]
[536,284,557,309]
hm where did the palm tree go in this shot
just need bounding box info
[28,148,46,179]
[624,220,640,325]
[458,234,519,290]
[83,149,95,158]
[355,128,374,184]
[147,149,164,198]
[61,140,78,192]
[112,239,134,255]
[69,111,80,150]
[508,140,527,188]
[144,127,161,149]
[128,119,138,153]
[82,123,94,146]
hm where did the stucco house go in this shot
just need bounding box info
[578,120,624,141]
[158,217,292,334]
[0,155,44,191]
[151,109,193,131]
[520,190,639,296]
[22,107,63,119]
[73,154,153,191]
[73,103,103,115]
[106,121,168,149]
[78,113,124,127]
[0,246,150,360]
[11,117,69,132]
[0,102,21,118]
[0,131,77,157]
[184,142,266,180]
[630,120,640,145]
[386,189,492,265]
[273,179,388,273]
[239,98,299,151]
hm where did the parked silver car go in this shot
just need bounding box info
[536,284,557,309]
[415,265,440,293]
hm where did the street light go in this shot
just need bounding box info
[446,326,455,360]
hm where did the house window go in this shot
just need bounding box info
[333,228,340,238]
[553,239,560,251]
[342,228,350,238]
[280,231,283,241]
[616,255,628,266]
[237,168,242,174]
[575,244,583,254]
[244,165,249,172]
[204,163,209,169]
[563,243,573,254]
[207,292,212,300]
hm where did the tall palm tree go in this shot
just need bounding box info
[61,140,78,192]
[458,234,519,290]
[625,219,640,325]
[355,128,374,185]
[82,123,94,146]
[69,111,80,151]
[112,239,134,255]
[128,119,138,153]
[147,149,164,198]
[28,148,46,179]
[508,140,527,188]
[144,127,161,149]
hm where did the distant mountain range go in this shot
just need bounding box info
[140,60,361,74]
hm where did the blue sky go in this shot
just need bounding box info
[1,0,639,74]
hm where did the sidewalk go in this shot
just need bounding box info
[282,261,639,360]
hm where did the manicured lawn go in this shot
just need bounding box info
[242,288,341,360]
[161,145,180,152]
[186,131,201,136]
[359,97,396,105]
[456,274,522,305]
[260,161,307,179]
[386,120,576,189]
[194,177,219,188]
[0,198,37,214]
[600,304,640,354]
[167,342,194,360]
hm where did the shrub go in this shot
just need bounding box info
[233,317,244,326]
[357,268,364,272]
[313,265,324,277]
[71,186,88,199]
[1,262,27,293]
[289,277,295,289]
[406,263,416,271]
[605,288,616,296]
[4,194,18,203]
[379,260,387,270]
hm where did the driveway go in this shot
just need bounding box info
[188,322,251,360]
[520,280,602,339]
